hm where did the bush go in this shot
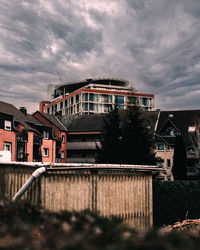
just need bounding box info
[2,199,200,249]
[153,181,200,227]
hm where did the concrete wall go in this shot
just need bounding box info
[0,164,155,230]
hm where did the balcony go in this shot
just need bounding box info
[17,132,28,142]
[33,154,42,162]
[33,136,42,145]
[67,141,101,150]
[17,152,29,162]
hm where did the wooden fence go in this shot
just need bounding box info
[0,163,161,230]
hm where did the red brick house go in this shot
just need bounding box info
[0,101,63,163]
[33,111,67,163]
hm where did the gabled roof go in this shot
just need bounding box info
[156,110,200,145]
[34,111,67,131]
[0,101,34,130]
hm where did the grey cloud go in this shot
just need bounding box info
[1,0,200,112]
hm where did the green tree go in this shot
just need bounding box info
[96,105,123,163]
[96,105,156,165]
[172,135,187,180]
[120,106,156,165]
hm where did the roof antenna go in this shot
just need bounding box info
[59,75,63,84]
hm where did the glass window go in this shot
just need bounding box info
[157,143,164,151]
[83,103,88,111]
[65,99,68,107]
[167,159,171,168]
[77,104,79,113]
[4,120,11,130]
[141,97,148,106]
[94,94,98,102]
[115,95,124,104]
[76,95,79,103]
[89,103,94,111]
[71,97,74,105]
[43,131,49,139]
[60,102,63,110]
[82,93,88,101]
[43,148,49,157]
[4,142,11,151]
[157,159,164,168]
[47,108,50,114]
[54,104,57,113]
[89,93,94,102]
[62,135,65,143]
[61,151,65,159]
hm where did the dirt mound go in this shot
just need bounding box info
[161,219,200,236]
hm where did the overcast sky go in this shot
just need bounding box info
[1,0,200,113]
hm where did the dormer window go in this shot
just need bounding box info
[4,120,11,130]
[188,126,195,132]
[43,131,49,139]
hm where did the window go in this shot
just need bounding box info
[43,148,49,157]
[47,108,50,114]
[82,93,88,101]
[157,143,164,151]
[167,145,170,151]
[89,93,94,101]
[61,151,65,159]
[62,135,65,143]
[83,103,88,111]
[60,102,63,110]
[54,104,57,113]
[157,159,164,168]
[76,95,79,103]
[65,99,68,107]
[71,97,74,105]
[188,126,195,132]
[43,131,49,139]
[167,159,171,168]
[141,97,148,106]
[4,120,11,130]
[4,142,11,152]
[115,95,124,105]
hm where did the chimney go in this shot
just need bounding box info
[20,107,27,115]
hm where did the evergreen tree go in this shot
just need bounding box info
[96,105,123,163]
[120,106,156,165]
[96,105,156,165]
[172,135,187,180]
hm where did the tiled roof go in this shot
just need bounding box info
[35,111,67,131]
[0,101,34,130]
[156,110,200,145]
[65,114,105,132]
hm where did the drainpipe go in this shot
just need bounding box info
[12,167,46,201]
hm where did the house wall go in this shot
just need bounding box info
[41,139,56,162]
[155,144,174,180]
[27,132,34,162]
[34,112,67,163]
[0,129,16,161]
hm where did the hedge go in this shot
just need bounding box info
[153,180,200,227]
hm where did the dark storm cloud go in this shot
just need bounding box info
[1,0,200,111]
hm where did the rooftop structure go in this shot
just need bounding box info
[40,78,155,116]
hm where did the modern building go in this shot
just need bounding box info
[40,78,155,115]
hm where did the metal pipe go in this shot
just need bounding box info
[12,167,46,201]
